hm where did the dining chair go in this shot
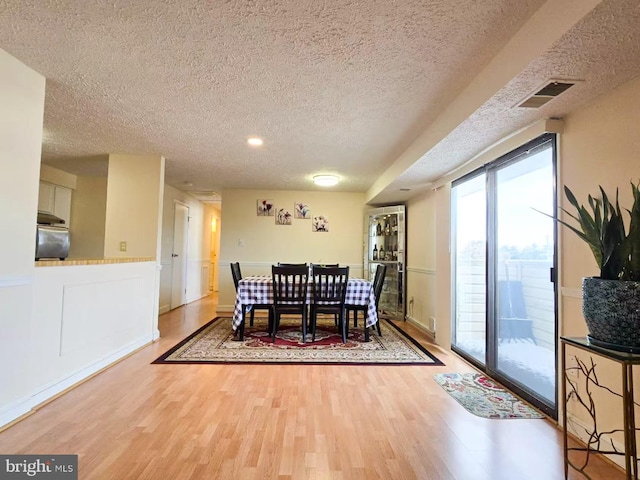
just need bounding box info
[310,263,339,271]
[346,263,386,336]
[271,265,310,343]
[309,266,350,343]
[277,262,308,268]
[310,264,339,324]
[230,262,273,330]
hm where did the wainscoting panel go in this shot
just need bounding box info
[60,276,145,356]
[405,266,437,334]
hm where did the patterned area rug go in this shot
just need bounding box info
[153,316,444,365]
[433,372,544,419]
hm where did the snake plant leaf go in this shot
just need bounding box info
[541,182,639,280]
[624,181,640,280]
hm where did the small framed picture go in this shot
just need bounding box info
[276,208,292,225]
[257,199,274,216]
[294,202,311,219]
[312,216,329,232]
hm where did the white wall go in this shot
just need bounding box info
[104,154,165,258]
[0,261,158,427]
[0,48,166,428]
[0,48,45,422]
[218,189,366,311]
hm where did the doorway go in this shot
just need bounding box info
[451,134,558,417]
[170,202,189,310]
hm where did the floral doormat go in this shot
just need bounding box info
[153,316,444,365]
[433,373,544,419]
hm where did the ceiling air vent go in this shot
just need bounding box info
[517,80,577,108]
[186,191,222,204]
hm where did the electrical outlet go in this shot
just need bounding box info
[119,241,127,252]
[429,316,437,331]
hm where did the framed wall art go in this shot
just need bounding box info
[312,215,329,232]
[276,208,292,225]
[257,199,274,216]
[294,202,311,219]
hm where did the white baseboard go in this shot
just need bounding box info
[0,334,152,429]
[152,328,160,341]
[186,292,209,305]
[217,304,234,313]
[158,304,171,315]
[566,412,625,469]
[405,315,436,340]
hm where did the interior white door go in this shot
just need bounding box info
[170,203,189,310]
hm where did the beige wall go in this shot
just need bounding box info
[405,190,437,333]
[412,73,640,458]
[40,163,77,190]
[434,184,452,349]
[559,74,640,341]
[557,74,640,455]
[206,204,221,292]
[218,189,366,310]
[104,154,165,258]
[69,175,107,258]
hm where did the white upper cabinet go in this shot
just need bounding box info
[38,181,55,214]
[38,181,72,227]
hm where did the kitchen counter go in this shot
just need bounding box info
[35,257,155,267]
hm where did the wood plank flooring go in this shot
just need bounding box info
[0,295,625,479]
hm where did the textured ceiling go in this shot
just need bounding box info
[0,0,637,204]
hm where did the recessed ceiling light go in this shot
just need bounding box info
[247,137,263,147]
[313,175,339,187]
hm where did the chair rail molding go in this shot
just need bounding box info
[406,266,436,275]
[0,275,33,288]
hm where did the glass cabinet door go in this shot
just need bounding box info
[364,206,405,319]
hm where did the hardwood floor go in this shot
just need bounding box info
[0,295,625,479]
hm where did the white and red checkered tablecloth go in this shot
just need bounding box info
[232,276,378,330]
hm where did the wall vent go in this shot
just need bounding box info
[186,191,222,204]
[516,80,578,108]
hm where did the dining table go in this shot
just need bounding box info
[232,275,379,341]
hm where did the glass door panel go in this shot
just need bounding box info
[452,173,487,365]
[494,149,556,402]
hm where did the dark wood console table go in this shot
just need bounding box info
[560,336,640,479]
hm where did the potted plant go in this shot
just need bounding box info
[555,181,640,352]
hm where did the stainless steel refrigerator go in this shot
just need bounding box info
[363,205,406,320]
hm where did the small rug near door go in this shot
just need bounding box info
[433,372,544,419]
[153,316,444,365]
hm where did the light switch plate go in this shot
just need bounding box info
[119,241,127,252]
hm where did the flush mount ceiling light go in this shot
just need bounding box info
[313,174,339,187]
[247,137,263,147]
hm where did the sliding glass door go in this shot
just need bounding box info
[451,173,487,365]
[452,134,557,416]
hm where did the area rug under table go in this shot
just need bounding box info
[433,372,544,419]
[153,316,444,365]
